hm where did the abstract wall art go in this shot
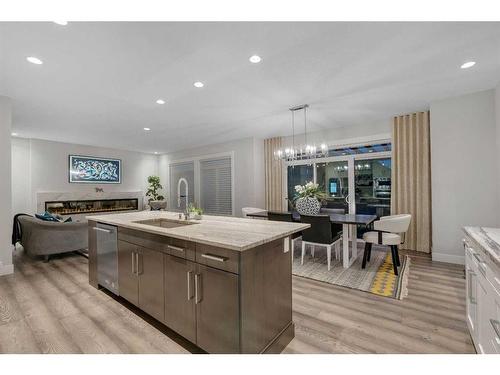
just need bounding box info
[69,155,121,184]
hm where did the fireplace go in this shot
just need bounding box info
[45,198,139,216]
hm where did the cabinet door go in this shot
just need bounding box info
[164,255,196,343]
[118,240,139,306]
[138,246,165,322]
[195,264,240,353]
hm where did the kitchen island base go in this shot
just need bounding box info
[88,220,299,354]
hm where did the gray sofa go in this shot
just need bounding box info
[18,216,88,260]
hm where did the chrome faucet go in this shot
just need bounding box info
[177,177,189,220]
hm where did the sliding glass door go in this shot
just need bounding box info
[315,160,349,213]
[283,142,391,224]
[286,164,314,211]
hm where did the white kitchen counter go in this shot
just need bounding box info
[87,210,309,251]
[463,227,500,268]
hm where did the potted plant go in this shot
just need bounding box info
[146,175,167,211]
[187,203,203,220]
[293,181,326,215]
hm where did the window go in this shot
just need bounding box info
[200,157,233,216]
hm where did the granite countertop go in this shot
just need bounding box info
[463,226,500,268]
[87,211,309,251]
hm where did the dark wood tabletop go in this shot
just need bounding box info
[246,210,377,226]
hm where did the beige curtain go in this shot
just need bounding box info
[264,137,284,211]
[391,111,432,253]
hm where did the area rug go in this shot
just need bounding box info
[292,242,410,300]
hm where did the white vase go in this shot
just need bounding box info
[295,197,321,215]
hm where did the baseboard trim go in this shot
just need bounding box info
[0,262,14,276]
[432,252,465,265]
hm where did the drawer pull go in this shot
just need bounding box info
[490,319,500,344]
[168,245,185,253]
[201,253,227,263]
[93,227,112,233]
[473,253,483,263]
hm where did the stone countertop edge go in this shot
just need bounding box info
[463,226,500,268]
[87,211,310,252]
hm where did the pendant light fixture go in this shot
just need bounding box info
[274,104,328,161]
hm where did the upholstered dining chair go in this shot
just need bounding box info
[299,214,342,271]
[361,214,412,275]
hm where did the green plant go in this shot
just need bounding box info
[293,181,327,201]
[187,202,203,215]
[146,175,165,202]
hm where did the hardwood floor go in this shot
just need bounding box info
[0,248,474,354]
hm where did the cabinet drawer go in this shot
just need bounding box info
[196,244,240,274]
[166,237,196,261]
[118,227,169,253]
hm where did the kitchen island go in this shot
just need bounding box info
[87,211,309,354]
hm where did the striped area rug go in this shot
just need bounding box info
[292,241,410,300]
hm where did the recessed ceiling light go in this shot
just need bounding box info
[26,56,43,65]
[53,21,68,26]
[156,99,165,105]
[143,127,151,131]
[249,55,262,63]
[11,132,18,136]
[461,61,476,69]
[154,152,159,154]
[193,81,204,88]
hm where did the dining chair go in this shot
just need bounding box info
[361,214,412,275]
[299,214,342,271]
[268,211,302,261]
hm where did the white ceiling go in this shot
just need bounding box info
[1,22,500,154]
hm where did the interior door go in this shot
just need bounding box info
[195,264,240,353]
[117,240,139,306]
[164,255,197,343]
[138,246,165,322]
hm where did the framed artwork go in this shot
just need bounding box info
[69,155,121,184]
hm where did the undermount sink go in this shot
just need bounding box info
[133,218,198,229]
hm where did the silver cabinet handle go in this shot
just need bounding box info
[201,253,227,262]
[93,227,112,233]
[136,252,142,275]
[195,273,202,304]
[131,252,135,274]
[168,245,185,253]
[187,270,193,300]
[467,269,477,305]
[473,253,482,263]
[490,319,500,344]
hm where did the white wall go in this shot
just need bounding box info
[11,138,159,215]
[281,120,391,148]
[159,137,265,217]
[430,89,499,264]
[496,83,500,215]
[0,96,13,276]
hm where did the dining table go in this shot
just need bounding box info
[246,210,377,268]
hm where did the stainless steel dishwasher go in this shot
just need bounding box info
[94,223,119,295]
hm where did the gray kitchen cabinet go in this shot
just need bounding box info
[195,263,240,353]
[117,239,139,306]
[164,254,197,343]
[138,246,165,322]
[118,240,164,321]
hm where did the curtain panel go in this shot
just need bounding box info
[264,137,284,211]
[391,111,432,253]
